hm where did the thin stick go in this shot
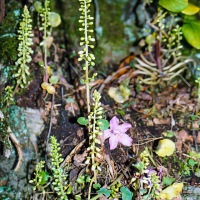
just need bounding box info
[8,128,23,172]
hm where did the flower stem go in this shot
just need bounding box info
[84,0,90,114]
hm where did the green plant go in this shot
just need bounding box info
[78,0,96,114]
[14,5,33,93]
[109,182,122,199]
[131,148,162,199]
[180,150,200,176]
[39,0,50,82]
[4,86,15,106]
[29,161,48,192]
[133,8,195,86]
[50,136,68,199]
[158,0,200,49]
[77,2,110,199]
[30,136,69,199]
[35,0,61,83]
[85,90,109,199]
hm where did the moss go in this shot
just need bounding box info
[0,0,21,64]
[0,37,18,63]
[0,118,9,147]
[7,106,28,138]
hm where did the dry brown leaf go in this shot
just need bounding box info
[138,92,152,101]
[153,118,170,125]
[77,129,84,138]
[73,150,87,167]
[175,130,193,142]
[65,102,79,116]
[175,141,183,152]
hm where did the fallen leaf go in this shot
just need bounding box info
[73,150,87,167]
[77,129,84,138]
[153,118,170,125]
[175,141,183,152]
[159,182,184,200]
[138,92,152,101]
[175,130,193,142]
[65,102,79,116]
[155,139,175,157]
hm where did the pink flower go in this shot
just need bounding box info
[103,116,133,150]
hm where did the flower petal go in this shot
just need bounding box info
[110,116,119,129]
[109,135,119,150]
[118,133,133,147]
[117,123,132,133]
[103,129,112,140]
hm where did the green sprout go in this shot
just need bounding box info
[50,136,68,200]
[14,5,33,92]
[78,0,96,114]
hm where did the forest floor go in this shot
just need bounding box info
[3,48,199,199]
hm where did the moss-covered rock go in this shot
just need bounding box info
[56,0,140,65]
[0,0,21,64]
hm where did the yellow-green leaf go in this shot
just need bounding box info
[159,182,184,200]
[155,139,175,157]
[182,20,200,49]
[158,0,188,12]
[48,12,61,27]
[181,3,200,15]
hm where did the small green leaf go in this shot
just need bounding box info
[93,183,101,189]
[77,117,88,126]
[75,195,81,200]
[67,186,72,194]
[34,1,43,13]
[116,109,125,116]
[85,176,91,183]
[158,0,188,12]
[80,79,85,84]
[188,159,196,167]
[76,175,85,184]
[49,75,59,84]
[97,119,109,131]
[97,188,111,197]
[139,189,147,195]
[162,131,175,138]
[162,176,175,186]
[48,12,61,27]
[38,171,49,185]
[120,186,133,200]
[190,115,196,121]
[182,20,200,49]
[133,162,144,172]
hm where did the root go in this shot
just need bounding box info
[8,127,23,172]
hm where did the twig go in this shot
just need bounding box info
[136,137,163,145]
[8,128,23,172]
[60,139,86,168]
